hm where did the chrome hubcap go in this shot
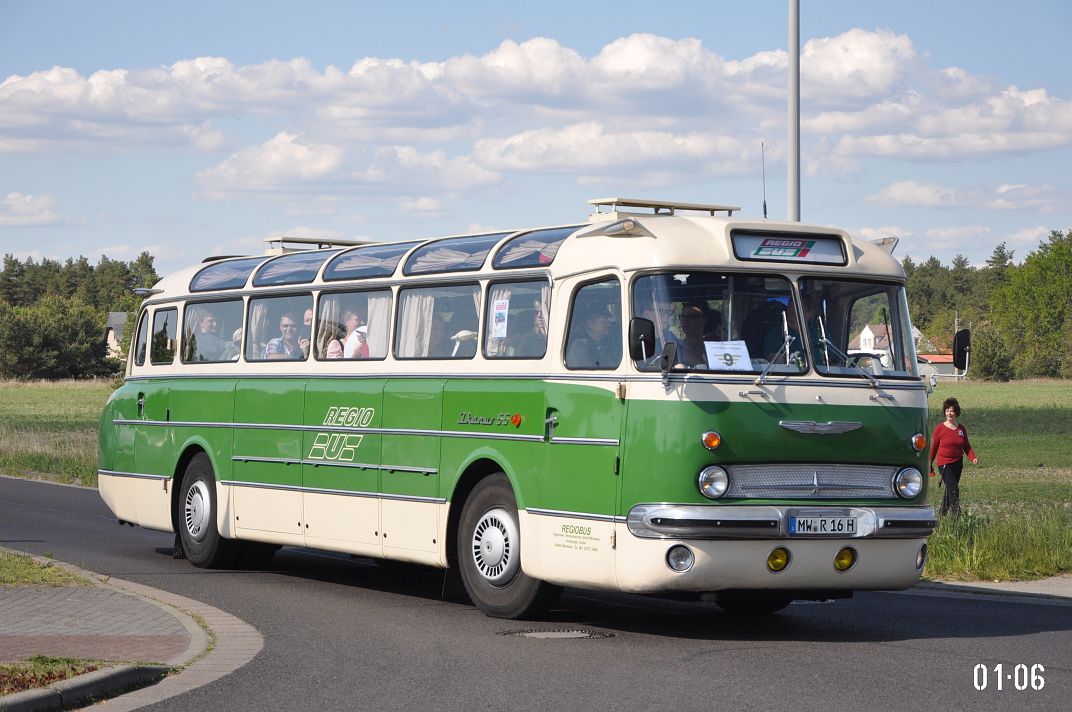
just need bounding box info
[471,507,520,586]
[185,480,211,541]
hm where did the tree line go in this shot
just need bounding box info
[905,229,1072,380]
[0,253,158,379]
[0,229,1068,381]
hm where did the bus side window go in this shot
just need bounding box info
[396,284,480,359]
[133,310,149,367]
[182,299,244,363]
[246,294,314,362]
[564,279,622,370]
[484,280,550,359]
[150,308,177,365]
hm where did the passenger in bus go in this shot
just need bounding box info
[342,311,369,359]
[192,309,226,361]
[677,304,710,368]
[221,328,243,361]
[513,304,547,357]
[566,303,620,368]
[321,320,346,359]
[640,300,678,357]
[427,316,454,358]
[264,312,309,360]
[301,308,314,343]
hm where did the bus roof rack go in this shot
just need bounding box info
[264,235,375,255]
[588,197,741,217]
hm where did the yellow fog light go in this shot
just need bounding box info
[834,546,857,572]
[911,433,926,452]
[767,547,791,573]
[701,430,722,450]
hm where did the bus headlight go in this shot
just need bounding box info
[894,467,923,499]
[698,466,729,499]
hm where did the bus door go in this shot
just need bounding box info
[133,307,177,482]
[379,378,444,559]
[302,379,383,552]
[534,277,624,584]
[232,378,305,542]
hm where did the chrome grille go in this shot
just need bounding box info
[725,464,898,499]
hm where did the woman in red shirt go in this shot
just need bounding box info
[929,397,979,516]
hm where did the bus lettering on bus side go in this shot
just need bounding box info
[323,406,375,428]
[307,433,364,462]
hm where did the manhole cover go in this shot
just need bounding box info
[501,629,614,640]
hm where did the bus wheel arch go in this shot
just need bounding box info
[173,448,239,569]
[453,468,561,619]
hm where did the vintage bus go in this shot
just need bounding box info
[99,197,936,619]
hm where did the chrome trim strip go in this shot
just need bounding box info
[97,469,170,481]
[549,437,620,446]
[232,456,301,466]
[116,418,543,443]
[524,507,617,523]
[779,420,863,434]
[625,504,936,540]
[220,479,445,503]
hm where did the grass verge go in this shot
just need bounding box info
[0,655,103,696]
[0,551,91,587]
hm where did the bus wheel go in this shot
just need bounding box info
[178,453,239,569]
[457,473,561,619]
[715,597,793,615]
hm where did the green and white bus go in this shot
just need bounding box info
[99,197,936,619]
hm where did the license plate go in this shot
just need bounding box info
[789,516,856,535]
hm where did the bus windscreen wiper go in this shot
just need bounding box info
[819,337,878,388]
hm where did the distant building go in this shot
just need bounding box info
[103,312,128,358]
[917,353,958,378]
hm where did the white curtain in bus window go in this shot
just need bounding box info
[484,281,550,358]
[182,300,243,363]
[150,308,177,364]
[245,294,313,361]
[565,279,622,370]
[397,284,480,359]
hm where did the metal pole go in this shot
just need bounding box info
[788,0,800,221]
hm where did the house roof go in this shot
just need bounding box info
[918,353,954,364]
[104,311,128,342]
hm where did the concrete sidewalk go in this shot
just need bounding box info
[0,552,262,712]
[2,552,1070,712]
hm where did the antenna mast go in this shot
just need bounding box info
[761,141,768,220]
[788,0,801,221]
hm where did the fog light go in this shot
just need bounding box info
[894,468,923,499]
[916,542,928,571]
[834,546,857,572]
[666,545,694,573]
[701,431,721,450]
[698,466,729,499]
[767,547,790,572]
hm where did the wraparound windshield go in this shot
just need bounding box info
[631,272,918,378]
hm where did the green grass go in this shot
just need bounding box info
[0,379,113,487]
[0,378,1070,581]
[922,379,1072,580]
[0,550,91,587]
[0,655,102,696]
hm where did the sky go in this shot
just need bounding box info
[1,0,1070,276]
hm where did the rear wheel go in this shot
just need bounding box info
[457,474,561,619]
[177,453,239,569]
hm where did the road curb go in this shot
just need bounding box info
[0,549,263,711]
[0,664,170,712]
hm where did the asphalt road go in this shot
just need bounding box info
[2,476,1069,712]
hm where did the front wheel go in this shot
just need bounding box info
[457,474,561,619]
[177,453,239,569]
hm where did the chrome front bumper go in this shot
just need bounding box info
[626,504,936,540]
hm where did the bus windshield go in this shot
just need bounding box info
[631,272,807,374]
[799,277,918,378]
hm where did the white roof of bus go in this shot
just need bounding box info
[146,210,905,301]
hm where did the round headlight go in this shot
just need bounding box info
[894,467,923,499]
[767,547,791,572]
[666,545,695,572]
[698,466,729,499]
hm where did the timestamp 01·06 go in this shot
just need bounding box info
[973,664,1045,691]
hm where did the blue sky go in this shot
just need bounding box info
[2,0,1070,274]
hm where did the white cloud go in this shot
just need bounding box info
[196,132,343,196]
[867,180,1068,211]
[1004,225,1052,246]
[0,192,64,227]
[801,28,917,102]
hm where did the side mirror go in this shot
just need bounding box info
[953,329,971,370]
[629,317,657,361]
[659,341,678,375]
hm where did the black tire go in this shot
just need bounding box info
[457,473,561,619]
[177,453,239,569]
[715,596,793,616]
